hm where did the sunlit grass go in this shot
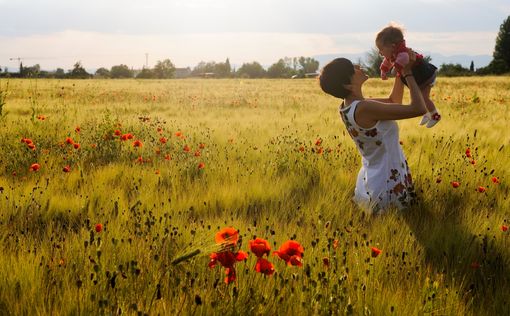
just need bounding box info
[0,77,509,315]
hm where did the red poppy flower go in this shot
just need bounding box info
[73,143,81,149]
[491,177,500,184]
[315,138,322,146]
[255,258,275,275]
[273,240,304,266]
[21,138,33,144]
[215,227,239,246]
[155,169,160,175]
[133,140,143,148]
[114,130,122,136]
[451,181,460,188]
[90,144,97,149]
[333,239,339,249]
[208,251,248,284]
[37,115,46,120]
[183,145,190,152]
[164,154,171,160]
[75,126,81,133]
[249,238,271,258]
[371,247,382,258]
[208,251,248,268]
[127,133,134,140]
[465,148,471,158]
[199,143,206,149]
[477,186,486,193]
[29,163,40,172]
[63,165,71,173]
[136,156,143,163]
[157,127,163,133]
[175,131,182,137]
[470,160,476,165]
[298,146,305,152]
[194,150,201,157]
[65,137,74,144]
[159,137,167,144]
[317,147,324,155]
[501,225,508,232]
[95,223,103,233]
[27,143,36,150]
[198,162,205,170]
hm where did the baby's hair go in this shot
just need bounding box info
[376,22,405,45]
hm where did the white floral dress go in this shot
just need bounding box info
[339,100,416,213]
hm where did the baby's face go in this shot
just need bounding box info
[376,41,394,60]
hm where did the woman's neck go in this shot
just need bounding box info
[345,90,364,105]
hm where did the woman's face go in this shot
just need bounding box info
[351,64,369,85]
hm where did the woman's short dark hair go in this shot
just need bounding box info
[319,58,354,99]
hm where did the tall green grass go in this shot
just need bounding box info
[0,77,509,315]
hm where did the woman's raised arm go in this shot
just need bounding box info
[355,50,427,127]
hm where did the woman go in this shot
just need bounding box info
[319,51,426,213]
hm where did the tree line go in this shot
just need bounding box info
[0,56,320,79]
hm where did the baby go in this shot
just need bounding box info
[376,24,441,128]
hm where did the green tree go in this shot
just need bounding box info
[69,62,90,79]
[364,48,384,77]
[214,58,232,77]
[236,62,266,78]
[110,64,133,78]
[191,61,216,76]
[95,67,111,78]
[24,64,41,77]
[297,57,319,76]
[55,68,65,78]
[153,59,175,79]
[267,58,295,78]
[469,61,475,72]
[136,67,155,79]
[493,15,510,72]
[438,63,471,77]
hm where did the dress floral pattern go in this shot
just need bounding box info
[339,100,416,213]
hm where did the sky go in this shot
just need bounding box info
[0,0,509,71]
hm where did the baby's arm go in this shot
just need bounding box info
[380,58,393,80]
[393,51,410,72]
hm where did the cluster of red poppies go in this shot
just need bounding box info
[208,227,304,284]
[20,125,208,174]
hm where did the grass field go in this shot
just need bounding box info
[0,77,509,315]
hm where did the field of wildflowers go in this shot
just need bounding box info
[0,77,509,315]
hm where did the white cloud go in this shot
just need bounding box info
[407,31,497,55]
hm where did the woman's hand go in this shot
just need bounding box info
[402,48,417,75]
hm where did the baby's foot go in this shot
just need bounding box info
[419,113,430,126]
[426,112,441,128]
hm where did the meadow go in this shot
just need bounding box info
[0,76,509,315]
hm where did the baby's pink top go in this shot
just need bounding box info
[380,40,422,78]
